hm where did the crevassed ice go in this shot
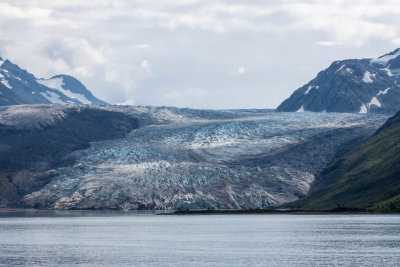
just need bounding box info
[21,109,388,209]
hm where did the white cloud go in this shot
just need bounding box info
[136,44,150,48]
[164,88,209,101]
[314,41,343,47]
[141,60,149,68]
[237,67,246,74]
[392,38,400,46]
[42,37,105,77]
[0,0,400,108]
[0,3,51,20]
[105,58,153,105]
[282,1,398,46]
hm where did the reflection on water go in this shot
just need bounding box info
[0,209,159,217]
[0,213,399,266]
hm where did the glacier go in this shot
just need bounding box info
[6,105,386,210]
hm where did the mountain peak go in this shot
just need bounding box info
[38,74,107,105]
[277,49,400,114]
[370,48,400,70]
[0,58,107,106]
[378,47,400,59]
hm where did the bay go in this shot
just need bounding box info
[0,212,399,266]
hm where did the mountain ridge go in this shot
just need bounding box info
[0,57,107,106]
[277,49,400,114]
[287,110,400,210]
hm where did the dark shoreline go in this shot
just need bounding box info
[1,208,399,216]
[157,208,400,215]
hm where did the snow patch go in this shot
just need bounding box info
[296,105,305,112]
[40,91,67,104]
[391,68,400,76]
[371,49,400,65]
[381,68,393,76]
[304,85,314,95]
[377,87,391,95]
[1,79,12,89]
[362,71,375,83]
[367,97,381,108]
[359,104,368,114]
[336,64,345,72]
[37,78,64,91]
[37,78,92,104]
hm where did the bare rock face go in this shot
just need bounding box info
[0,105,386,210]
[277,49,400,114]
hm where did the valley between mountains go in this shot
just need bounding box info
[0,105,387,209]
[1,48,400,211]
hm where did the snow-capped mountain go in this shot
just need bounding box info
[0,57,107,106]
[277,49,400,114]
[370,48,400,76]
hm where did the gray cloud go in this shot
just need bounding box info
[0,0,399,108]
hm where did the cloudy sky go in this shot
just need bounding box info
[1,0,400,108]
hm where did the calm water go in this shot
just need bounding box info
[0,212,399,266]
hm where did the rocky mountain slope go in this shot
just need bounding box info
[0,57,106,106]
[277,49,400,114]
[287,110,400,210]
[0,105,387,210]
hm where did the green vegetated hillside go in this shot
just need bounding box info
[290,111,400,211]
